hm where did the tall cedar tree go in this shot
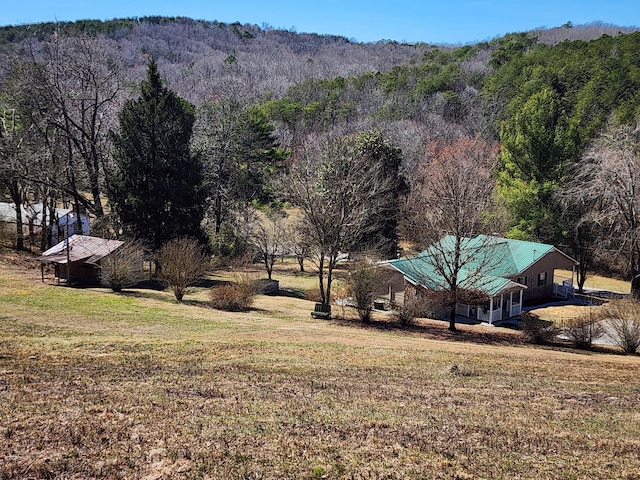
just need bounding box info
[108,60,205,251]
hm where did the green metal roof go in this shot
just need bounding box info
[385,235,563,297]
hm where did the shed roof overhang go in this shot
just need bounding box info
[37,235,123,265]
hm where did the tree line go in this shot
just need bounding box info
[2,19,640,309]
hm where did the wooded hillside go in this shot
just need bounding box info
[2,16,640,293]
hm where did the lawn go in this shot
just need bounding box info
[1,254,639,479]
[527,270,633,324]
[555,269,631,294]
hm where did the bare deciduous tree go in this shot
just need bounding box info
[247,207,287,281]
[192,100,243,235]
[601,299,640,353]
[402,135,500,331]
[156,237,210,302]
[19,34,122,218]
[285,133,394,307]
[3,59,71,250]
[555,192,601,294]
[565,121,640,299]
[345,255,386,323]
[0,108,28,250]
[284,216,311,272]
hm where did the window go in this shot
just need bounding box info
[538,272,547,286]
[517,276,527,286]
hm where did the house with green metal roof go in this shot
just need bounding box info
[380,235,578,325]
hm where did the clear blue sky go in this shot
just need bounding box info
[1,0,638,44]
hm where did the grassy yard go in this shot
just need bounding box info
[555,269,631,294]
[1,254,639,479]
[527,270,633,324]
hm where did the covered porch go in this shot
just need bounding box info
[455,286,525,326]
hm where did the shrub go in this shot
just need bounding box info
[99,240,147,292]
[157,237,210,301]
[602,299,640,353]
[209,274,256,311]
[561,314,604,349]
[254,278,279,295]
[521,311,557,344]
[394,296,429,326]
[344,259,384,323]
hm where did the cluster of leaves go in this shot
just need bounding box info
[486,32,640,132]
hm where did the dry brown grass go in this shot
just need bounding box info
[528,270,631,326]
[528,303,606,323]
[555,269,631,294]
[1,254,640,479]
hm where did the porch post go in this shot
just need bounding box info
[509,291,514,317]
[489,296,494,325]
[519,289,523,315]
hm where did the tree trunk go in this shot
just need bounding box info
[448,306,458,332]
[74,201,83,235]
[449,241,461,332]
[42,202,50,251]
[9,179,25,251]
[90,182,104,218]
[572,244,591,294]
[265,255,273,280]
[214,193,223,234]
[577,262,588,293]
[631,271,640,302]
[317,254,326,305]
[325,257,335,307]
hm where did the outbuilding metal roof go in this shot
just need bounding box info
[37,235,124,265]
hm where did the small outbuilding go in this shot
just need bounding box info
[37,235,124,285]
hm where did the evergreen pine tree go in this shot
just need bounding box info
[107,59,205,251]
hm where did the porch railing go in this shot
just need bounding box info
[553,280,575,299]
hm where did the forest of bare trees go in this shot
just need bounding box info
[2,16,640,297]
